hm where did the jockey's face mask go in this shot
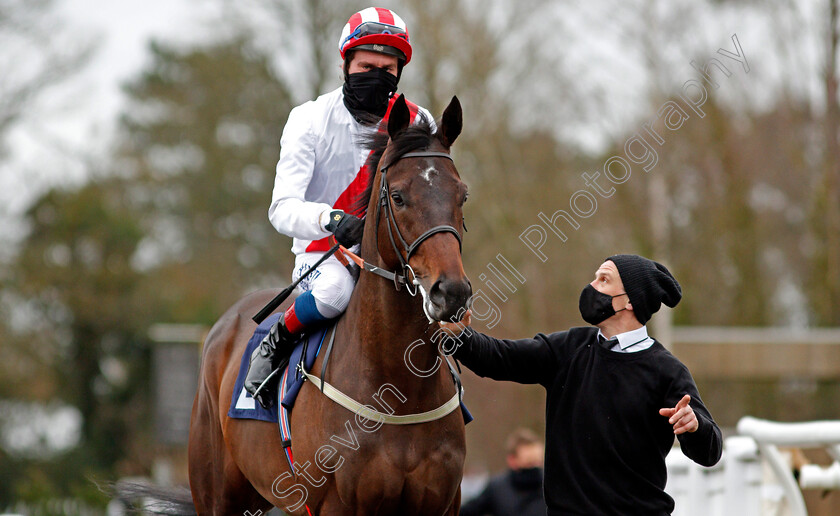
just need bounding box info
[343,67,398,119]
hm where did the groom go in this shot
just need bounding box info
[441,254,722,516]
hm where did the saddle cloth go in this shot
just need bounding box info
[227,313,327,423]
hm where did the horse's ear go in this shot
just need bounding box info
[388,95,410,138]
[438,96,462,148]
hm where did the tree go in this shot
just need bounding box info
[0,0,95,401]
[0,0,93,159]
[220,0,368,101]
[810,0,840,325]
[116,36,295,325]
[3,33,296,506]
[9,178,148,503]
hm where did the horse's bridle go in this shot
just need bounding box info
[367,150,463,295]
[299,150,467,425]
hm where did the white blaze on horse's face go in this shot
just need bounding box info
[380,95,470,323]
[420,165,437,186]
[404,169,471,323]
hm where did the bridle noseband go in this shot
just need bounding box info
[370,150,463,294]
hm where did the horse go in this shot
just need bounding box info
[187,95,472,515]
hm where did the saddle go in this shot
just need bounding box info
[227,313,326,423]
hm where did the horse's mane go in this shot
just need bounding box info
[352,114,436,214]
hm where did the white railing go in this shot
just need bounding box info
[666,417,840,516]
[737,417,840,516]
[666,436,763,516]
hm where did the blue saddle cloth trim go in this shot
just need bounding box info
[226,313,326,423]
[460,400,473,424]
[281,327,328,410]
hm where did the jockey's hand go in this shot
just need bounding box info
[326,210,364,247]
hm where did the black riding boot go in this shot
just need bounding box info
[244,315,298,409]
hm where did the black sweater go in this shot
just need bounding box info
[454,326,722,516]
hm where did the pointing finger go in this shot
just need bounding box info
[673,413,699,434]
[669,407,691,425]
[674,421,692,435]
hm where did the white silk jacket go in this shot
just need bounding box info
[269,87,431,255]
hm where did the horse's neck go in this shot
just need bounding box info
[338,270,441,388]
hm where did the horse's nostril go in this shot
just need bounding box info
[430,277,472,311]
[430,279,446,303]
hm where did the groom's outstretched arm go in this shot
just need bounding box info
[442,312,560,386]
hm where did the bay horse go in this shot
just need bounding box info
[188,95,471,515]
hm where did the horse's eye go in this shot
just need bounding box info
[391,192,405,206]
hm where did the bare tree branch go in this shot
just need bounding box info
[0,0,95,159]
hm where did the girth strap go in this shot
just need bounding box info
[298,365,461,425]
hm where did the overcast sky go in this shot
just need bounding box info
[0,0,831,251]
[0,0,215,247]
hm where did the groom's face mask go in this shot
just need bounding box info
[578,284,628,325]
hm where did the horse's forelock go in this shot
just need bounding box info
[352,116,437,214]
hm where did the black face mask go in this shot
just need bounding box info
[579,284,627,325]
[510,467,543,488]
[343,68,398,120]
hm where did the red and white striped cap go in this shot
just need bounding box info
[338,7,412,64]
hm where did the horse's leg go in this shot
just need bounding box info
[220,339,315,514]
[188,384,215,514]
[225,416,319,516]
[189,381,271,515]
[443,487,461,515]
[188,311,276,516]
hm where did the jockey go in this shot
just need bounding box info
[245,7,433,409]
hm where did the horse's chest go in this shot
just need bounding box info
[381,430,461,470]
[332,427,464,513]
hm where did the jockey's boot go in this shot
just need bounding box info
[244,314,299,410]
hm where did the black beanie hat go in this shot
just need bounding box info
[606,254,682,325]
